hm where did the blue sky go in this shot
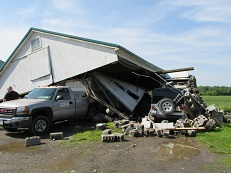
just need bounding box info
[0,0,230,86]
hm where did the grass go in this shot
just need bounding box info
[196,124,231,168]
[203,96,231,112]
[196,96,231,168]
[60,122,122,147]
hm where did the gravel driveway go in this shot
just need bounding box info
[0,122,230,173]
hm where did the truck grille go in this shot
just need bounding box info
[0,108,14,116]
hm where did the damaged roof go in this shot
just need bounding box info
[0,27,163,74]
[0,27,168,95]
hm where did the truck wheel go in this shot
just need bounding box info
[87,107,98,121]
[158,98,176,115]
[30,116,50,135]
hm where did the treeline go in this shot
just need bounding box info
[198,86,231,96]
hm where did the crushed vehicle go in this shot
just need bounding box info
[149,87,184,122]
[0,86,98,135]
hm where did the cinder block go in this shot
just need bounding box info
[101,134,115,142]
[144,128,155,137]
[114,133,125,141]
[128,129,140,137]
[50,132,64,140]
[212,111,224,124]
[156,129,163,138]
[162,130,170,138]
[102,129,112,135]
[186,130,196,137]
[121,119,130,125]
[124,125,135,135]
[25,136,41,147]
[141,118,152,128]
[96,123,106,130]
[205,119,216,130]
[206,105,217,112]
[121,124,130,132]
[135,124,144,136]
[193,115,208,127]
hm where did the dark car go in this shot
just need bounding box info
[149,87,184,122]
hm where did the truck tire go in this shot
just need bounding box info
[158,98,176,115]
[87,107,98,121]
[30,116,50,135]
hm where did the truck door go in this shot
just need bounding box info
[52,88,75,120]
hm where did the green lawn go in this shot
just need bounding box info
[196,96,231,169]
[203,96,231,112]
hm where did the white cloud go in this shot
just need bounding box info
[172,0,231,23]
[17,5,37,19]
[51,0,86,15]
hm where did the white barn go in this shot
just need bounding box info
[0,28,166,100]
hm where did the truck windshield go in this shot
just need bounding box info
[25,88,56,100]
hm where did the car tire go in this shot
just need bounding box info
[30,116,50,135]
[158,98,176,115]
[87,107,98,121]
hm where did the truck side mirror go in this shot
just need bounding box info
[56,95,64,101]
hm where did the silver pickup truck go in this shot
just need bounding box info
[0,86,98,135]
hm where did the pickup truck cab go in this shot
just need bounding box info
[0,86,98,135]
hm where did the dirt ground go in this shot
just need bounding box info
[0,121,230,173]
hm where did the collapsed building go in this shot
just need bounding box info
[0,28,192,117]
[0,28,226,136]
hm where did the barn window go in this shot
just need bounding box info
[31,37,41,51]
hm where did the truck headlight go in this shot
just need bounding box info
[16,106,30,116]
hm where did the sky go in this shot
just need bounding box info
[0,0,230,86]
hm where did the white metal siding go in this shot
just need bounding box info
[0,46,52,98]
[0,32,118,98]
[40,34,118,83]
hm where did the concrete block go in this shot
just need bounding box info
[144,128,155,137]
[212,111,224,124]
[193,115,208,127]
[141,117,152,128]
[25,136,41,147]
[114,120,122,128]
[206,104,217,112]
[205,119,216,130]
[156,129,163,137]
[121,124,130,132]
[154,122,174,130]
[124,125,135,135]
[186,130,196,137]
[102,129,112,135]
[101,134,115,142]
[128,129,140,137]
[175,120,183,128]
[162,130,170,138]
[96,123,106,130]
[106,108,115,115]
[121,119,130,125]
[114,133,125,141]
[50,132,64,140]
[135,124,144,135]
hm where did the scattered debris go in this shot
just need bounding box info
[101,129,125,142]
[50,132,64,140]
[25,136,41,147]
[96,123,106,130]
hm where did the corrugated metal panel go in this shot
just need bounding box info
[0,47,52,98]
